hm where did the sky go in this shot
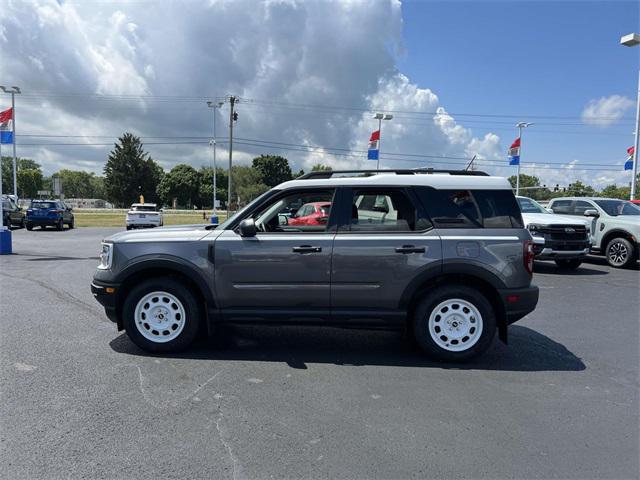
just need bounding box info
[0,0,639,188]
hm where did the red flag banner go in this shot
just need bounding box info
[0,107,13,123]
[369,130,380,142]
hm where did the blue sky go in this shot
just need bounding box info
[400,0,639,183]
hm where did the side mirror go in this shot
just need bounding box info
[584,209,599,218]
[545,208,553,214]
[238,218,257,237]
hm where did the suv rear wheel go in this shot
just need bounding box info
[605,237,636,268]
[413,285,496,362]
[122,277,201,353]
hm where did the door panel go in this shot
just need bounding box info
[214,229,335,315]
[331,232,441,316]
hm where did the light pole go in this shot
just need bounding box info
[621,33,640,200]
[373,112,393,170]
[0,86,21,198]
[207,100,224,217]
[515,122,533,195]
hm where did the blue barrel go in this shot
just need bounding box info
[210,215,219,225]
[0,229,12,255]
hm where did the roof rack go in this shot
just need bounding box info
[298,168,489,180]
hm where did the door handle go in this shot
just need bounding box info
[395,245,425,254]
[292,245,322,253]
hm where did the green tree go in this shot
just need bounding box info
[599,184,630,199]
[252,155,292,187]
[2,157,43,197]
[198,167,228,208]
[103,133,164,207]
[311,164,332,171]
[52,169,102,198]
[17,168,43,198]
[567,181,596,197]
[157,164,200,208]
[232,165,269,207]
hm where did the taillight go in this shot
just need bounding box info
[523,240,534,275]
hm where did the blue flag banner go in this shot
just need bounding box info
[509,155,520,166]
[368,149,379,160]
[0,131,13,144]
[624,158,633,171]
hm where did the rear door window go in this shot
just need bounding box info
[550,200,572,214]
[346,188,432,232]
[415,188,523,229]
[573,200,594,215]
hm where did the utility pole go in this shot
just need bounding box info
[227,95,237,217]
[207,100,224,216]
[620,33,640,200]
[0,86,21,197]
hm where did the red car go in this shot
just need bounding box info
[288,202,331,226]
[630,199,640,206]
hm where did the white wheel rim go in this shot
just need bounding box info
[428,298,483,352]
[134,291,186,343]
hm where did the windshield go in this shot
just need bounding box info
[594,200,640,216]
[31,202,57,209]
[517,197,547,214]
[216,190,274,230]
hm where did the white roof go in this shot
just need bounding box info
[277,173,512,190]
[131,203,157,207]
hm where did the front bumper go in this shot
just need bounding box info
[535,247,590,260]
[497,285,539,325]
[91,280,120,326]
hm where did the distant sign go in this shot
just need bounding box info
[37,190,51,196]
[53,177,62,195]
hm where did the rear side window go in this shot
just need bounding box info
[415,188,523,229]
[550,200,572,214]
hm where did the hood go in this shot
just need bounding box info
[106,224,223,243]
[521,212,590,227]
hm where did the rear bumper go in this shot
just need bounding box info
[27,217,60,226]
[498,285,539,325]
[91,280,120,325]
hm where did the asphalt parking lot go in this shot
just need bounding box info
[1,227,638,480]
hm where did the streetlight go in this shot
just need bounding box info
[372,112,393,170]
[515,122,533,195]
[620,32,640,200]
[0,85,21,198]
[207,100,224,222]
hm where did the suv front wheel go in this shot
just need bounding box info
[605,237,636,269]
[413,286,496,362]
[122,277,201,353]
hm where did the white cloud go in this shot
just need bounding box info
[1,0,511,183]
[581,95,634,127]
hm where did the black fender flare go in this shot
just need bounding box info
[114,254,215,307]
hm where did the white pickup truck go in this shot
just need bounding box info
[125,203,163,230]
[548,197,640,268]
[516,196,591,269]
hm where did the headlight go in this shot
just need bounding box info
[98,242,113,270]
[527,224,542,234]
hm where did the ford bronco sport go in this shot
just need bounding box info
[91,169,539,362]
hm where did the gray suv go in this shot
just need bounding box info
[92,169,539,362]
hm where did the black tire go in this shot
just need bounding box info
[605,237,636,268]
[26,223,33,231]
[122,277,202,353]
[554,258,582,270]
[126,225,132,231]
[413,285,496,362]
[19,217,25,229]
[68,217,74,229]
[56,219,63,231]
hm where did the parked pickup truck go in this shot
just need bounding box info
[516,196,591,269]
[548,197,640,268]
